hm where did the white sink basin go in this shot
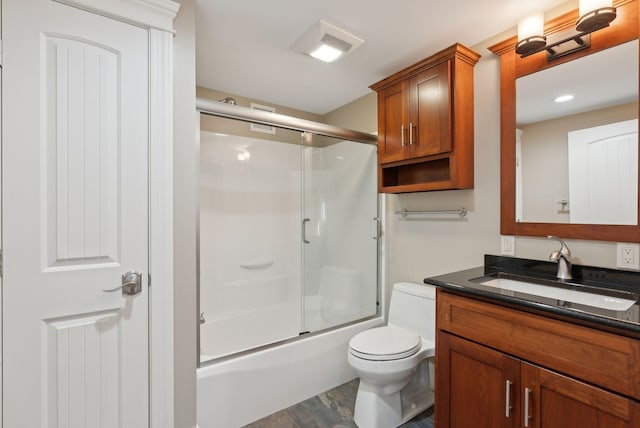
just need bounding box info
[478,277,636,311]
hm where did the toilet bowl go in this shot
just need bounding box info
[347,282,436,428]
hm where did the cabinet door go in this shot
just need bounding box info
[409,60,451,157]
[437,332,520,428]
[377,80,408,163]
[522,363,640,428]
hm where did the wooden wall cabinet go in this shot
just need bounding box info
[371,43,480,193]
[436,290,640,427]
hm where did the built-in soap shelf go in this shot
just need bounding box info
[239,261,274,270]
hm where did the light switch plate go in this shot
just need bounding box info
[501,236,515,256]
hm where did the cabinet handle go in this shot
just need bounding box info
[409,122,414,145]
[505,380,512,417]
[401,124,406,147]
[524,387,532,427]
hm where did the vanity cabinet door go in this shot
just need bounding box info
[521,363,640,428]
[437,330,640,428]
[377,80,409,163]
[436,331,520,428]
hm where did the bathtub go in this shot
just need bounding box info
[197,316,383,427]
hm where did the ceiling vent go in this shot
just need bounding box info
[291,20,364,63]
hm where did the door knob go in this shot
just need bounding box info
[103,270,143,296]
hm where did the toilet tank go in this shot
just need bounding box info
[388,282,436,342]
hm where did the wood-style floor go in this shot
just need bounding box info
[244,378,435,428]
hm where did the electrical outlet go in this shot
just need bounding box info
[617,243,640,269]
[501,236,515,256]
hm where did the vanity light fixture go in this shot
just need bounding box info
[291,20,364,63]
[516,12,546,57]
[516,0,616,60]
[577,0,617,32]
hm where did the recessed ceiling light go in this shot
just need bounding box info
[554,94,574,103]
[310,44,343,63]
[291,20,364,63]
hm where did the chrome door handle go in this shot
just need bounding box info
[505,380,512,418]
[103,270,142,296]
[302,218,310,244]
[524,387,532,427]
[401,125,406,147]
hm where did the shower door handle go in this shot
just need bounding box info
[302,218,310,244]
[373,217,382,240]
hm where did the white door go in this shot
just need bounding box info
[568,119,638,225]
[3,1,150,427]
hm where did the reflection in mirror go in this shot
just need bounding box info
[516,39,638,225]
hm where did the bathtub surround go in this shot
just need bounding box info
[198,129,378,360]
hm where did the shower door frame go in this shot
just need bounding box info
[196,98,381,364]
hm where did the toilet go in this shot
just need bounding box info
[347,282,436,428]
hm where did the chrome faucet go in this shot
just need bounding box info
[548,236,572,280]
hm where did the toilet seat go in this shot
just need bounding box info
[349,325,421,361]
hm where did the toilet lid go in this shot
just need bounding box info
[349,325,421,361]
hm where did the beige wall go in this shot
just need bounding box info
[321,10,630,304]
[173,1,198,427]
[384,48,502,289]
[520,102,637,223]
[323,92,378,134]
[195,36,635,313]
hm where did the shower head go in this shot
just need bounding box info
[218,97,237,105]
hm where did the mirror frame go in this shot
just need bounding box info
[489,0,640,242]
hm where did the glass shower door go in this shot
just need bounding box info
[199,126,304,361]
[301,133,379,332]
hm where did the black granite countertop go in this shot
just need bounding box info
[424,255,640,335]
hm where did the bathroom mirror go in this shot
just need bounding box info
[490,0,640,242]
[516,40,638,225]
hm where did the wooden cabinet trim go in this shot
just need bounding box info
[370,43,479,91]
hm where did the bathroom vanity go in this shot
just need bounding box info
[426,255,640,427]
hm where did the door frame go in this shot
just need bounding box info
[46,1,180,426]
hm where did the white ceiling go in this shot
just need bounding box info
[196,0,570,115]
